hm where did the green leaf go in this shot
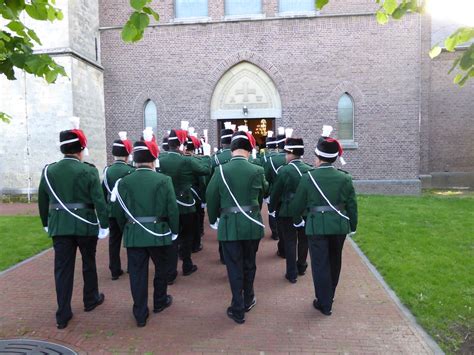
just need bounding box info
[27,28,41,45]
[0,112,12,123]
[453,73,463,84]
[458,46,474,71]
[444,36,457,52]
[383,0,397,15]
[315,0,329,10]
[25,3,48,21]
[130,0,147,11]
[376,11,389,25]
[56,9,63,20]
[130,12,149,30]
[6,20,25,35]
[45,69,58,83]
[392,5,407,20]
[429,45,442,59]
[121,23,138,42]
[143,6,159,21]
[5,0,25,13]
[448,56,461,74]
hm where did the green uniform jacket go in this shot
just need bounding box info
[38,157,109,237]
[206,156,269,242]
[289,164,358,236]
[102,161,135,216]
[159,151,210,214]
[210,148,232,175]
[264,151,286,187]
[269,159,313,217]
[112,168,179,247]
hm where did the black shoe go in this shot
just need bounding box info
[298,269,306,276]
[137,311,149,327]
[192,244,203,253]
[285,274,297,284]
[153,295,173,313]
[313,300,332,316]
[111,269,124,280]
[271,234,279,240]
[220,258,226,265]
[56,314,73,330]
[84,293,105,312]
[167,272,177,285]
[245,297,257,312]
[183,264,198,276]
[226,307,245,324]
[277,250,286,259]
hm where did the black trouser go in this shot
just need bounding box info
[192,205,204,251]
[218,242,225,263]
[277,217,308,280]
[179,213,196,273]
[167,239,178,282]
[52,235,101,324]
[222,239,260,319]
[108,218,124,277]
[127,246,171,323]
[308,235,346,311]
[275,216,286,257]
[269,213,279,240]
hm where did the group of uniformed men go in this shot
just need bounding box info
[38,117,357,329]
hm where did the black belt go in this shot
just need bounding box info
[127,216,169,224]
[50,203,94,211]
[221,205,259,214]
[308,204,345,213]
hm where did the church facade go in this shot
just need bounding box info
[0,0,473,195]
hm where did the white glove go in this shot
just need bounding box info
[201,203,207,209]
[171,233,178,241]
[263,197,270,204]
[347,231,356,238]
[268,211,276,218]
[293,219,305,228]
[98,228,109,239]
[44,226,48,233]
[210,218,219,230]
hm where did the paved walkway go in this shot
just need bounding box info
[0,205,436,354]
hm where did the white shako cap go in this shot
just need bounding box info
[188,126,195,135]
[181,121,189,130]
[230,124,236,131]
[285,128,293,138]
[277,127,285,135]
[70,116,80,129]
[143,127,154,142]
[118,131,127,141]
[224,121,232,129]
[238,125,249,132]
[267,130,274,138]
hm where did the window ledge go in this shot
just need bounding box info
[340,141,358,149]
[172,16,211,24]
[224,14,266,21]
[276,10,319,18]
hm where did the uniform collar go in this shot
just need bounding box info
[113,160,127,165]
[63,156,80,162]
[231,156,247,161]
[290,159,302,163]
[135,167,154,171]
[168,151,181,156]
[317,163,334,169]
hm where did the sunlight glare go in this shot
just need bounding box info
[426,0,474,26]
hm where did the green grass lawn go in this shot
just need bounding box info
[353,191,474,354]
[0,216,52,271]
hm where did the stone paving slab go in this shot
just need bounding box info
[0,211,437,354]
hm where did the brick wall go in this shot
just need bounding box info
[99,1,422,184]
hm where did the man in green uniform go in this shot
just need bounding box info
[111,135,179,327]
[102,132,135,280]
[38,122,108,329]
[269,137,312,283]
[289,131,357,316]
[159,129,210,279]
[264,127,287,253]
[210,126,234,263]
[206,131,268,324]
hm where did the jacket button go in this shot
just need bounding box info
[154,221,156,224]
[56,208,59,211]
[322,211,325,214]
[74,208,78,211]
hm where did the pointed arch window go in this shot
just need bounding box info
[144,100,157,134]
[338,93,354,141]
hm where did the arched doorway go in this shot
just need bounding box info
[210,62,282,148]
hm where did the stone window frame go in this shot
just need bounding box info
[337,92,357,148]
[143,99,158,134]
[173,0,211,23]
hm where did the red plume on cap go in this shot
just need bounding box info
[175,129,188,144]
[326,138,343,156]
[144,141,159,159]
[190,135,201,149]
[71,129,87,148]
[246,132,256,149]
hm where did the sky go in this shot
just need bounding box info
[426,0,474,26]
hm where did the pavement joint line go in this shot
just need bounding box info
[348,238,445,355]
[0,247,53,278]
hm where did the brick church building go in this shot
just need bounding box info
[0,0,473,195]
